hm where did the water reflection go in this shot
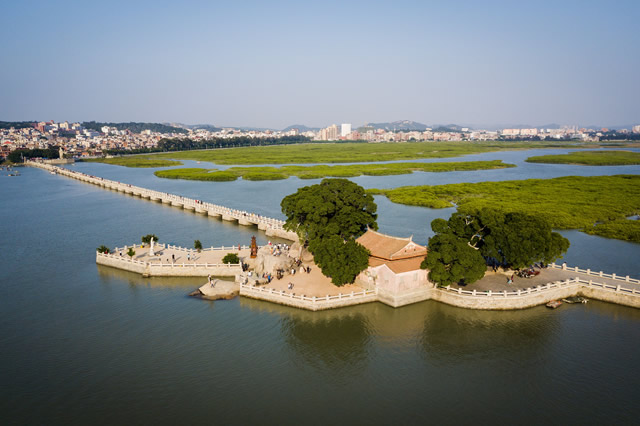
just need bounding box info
[239,298,373,375]
[96,264,203,289]
[281,313,372,376]
[420,302,556,363]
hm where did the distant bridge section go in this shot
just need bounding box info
[27,160,298,241]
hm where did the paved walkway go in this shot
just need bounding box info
[453,267,640,292]
[116,244,252,265]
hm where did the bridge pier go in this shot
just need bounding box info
[26,161,297,242]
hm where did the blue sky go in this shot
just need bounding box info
[2,0,639,129]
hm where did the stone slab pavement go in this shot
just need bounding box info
[117,245,253,265]
[452,267,640,293]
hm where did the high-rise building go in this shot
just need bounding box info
[341,123,352,137]
[633,125,640,133]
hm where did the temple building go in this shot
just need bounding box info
[356,229,433,304]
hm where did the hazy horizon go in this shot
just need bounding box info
[2,0,639,129]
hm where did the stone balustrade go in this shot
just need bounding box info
[27,160,297,241]
[239,282,378,311]
[97,251,242,277]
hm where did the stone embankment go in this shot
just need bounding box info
[239,283,378,311]
[27,160,298,241]
[237,263,640,311]
[96,243,246,277]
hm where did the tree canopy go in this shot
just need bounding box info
[309,236,371,286]
[281,178,378,242]
[423,209,570,286]
[281,178,377,286]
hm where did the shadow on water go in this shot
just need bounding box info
[240,298,375,376]
[96,264,205,289]
[420,302,557,364]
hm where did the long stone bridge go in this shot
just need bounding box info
[26,160,298,241]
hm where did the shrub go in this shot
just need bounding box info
[222,253,240,264]
[141,234,158,244]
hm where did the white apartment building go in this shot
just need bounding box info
[341,123,351,137]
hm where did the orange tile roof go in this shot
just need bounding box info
[369,256,425,274]
[357,229,427,260]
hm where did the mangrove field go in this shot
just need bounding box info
[369,175,640,242]
[84,157,183,168]
[153,160,515,182]
[526,150,640,166]
[91,141,623,166]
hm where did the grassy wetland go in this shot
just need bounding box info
[526,150,640,166]
[369,175,640,242]
[104,140,628,166]
[153,160,515,182]
[84,156,182,168]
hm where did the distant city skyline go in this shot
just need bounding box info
[2,0,639,128]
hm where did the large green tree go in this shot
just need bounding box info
[309,236,371,286]
[281,178,377,242]
[421,227,487,286]
[281,178,377,286]
[423,209,570,286]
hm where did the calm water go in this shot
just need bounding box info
[1,152,639,425]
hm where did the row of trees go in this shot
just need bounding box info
[6,147,61,163]
[280,179,570,287]
[423,210,570,285]
[103,135,312,156]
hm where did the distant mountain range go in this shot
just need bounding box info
[359,120,430,131]
[282,124,321,132]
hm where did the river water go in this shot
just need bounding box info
[1,148,639,425]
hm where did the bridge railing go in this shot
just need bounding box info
[440,277,640,298]
[28,161,288,229]
[549,263,639,284]
[240,282,377,303]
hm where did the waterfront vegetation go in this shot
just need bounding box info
[424,210,569,286]
[85,156,182,168]
[526,150,640,166]
[149,141,597,165]
[584,219,640,242]
[153,160,515,182]
[370,175,640,242]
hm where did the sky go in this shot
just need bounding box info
[2,0,639,129]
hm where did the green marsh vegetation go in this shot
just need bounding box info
[584,219,640,243]
[84,156,182,168]
[147,141,609,165]
[370,175,640,242]
[526,150,640,166]
[154,160,515,182]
